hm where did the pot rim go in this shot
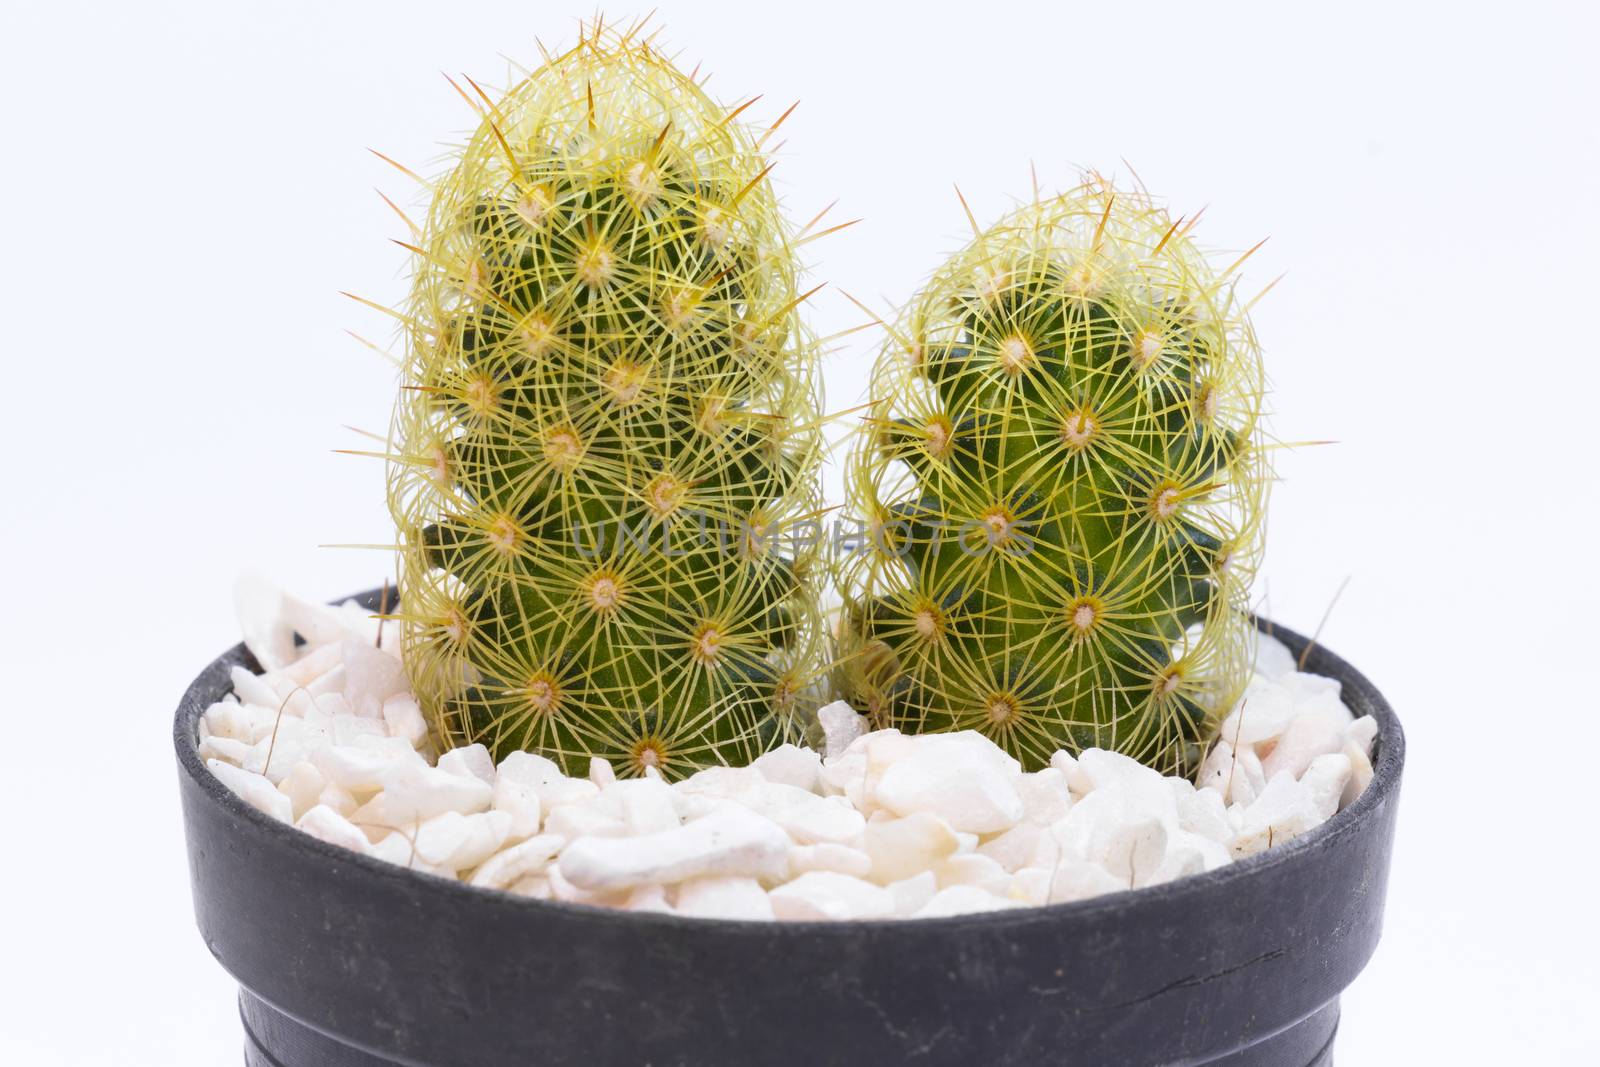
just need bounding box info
[174,600,1404,932]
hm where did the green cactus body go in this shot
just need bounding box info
[839,180,1268,774]
[388,26,826,779]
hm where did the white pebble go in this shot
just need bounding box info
[1252,632,1298,680]
[468,833,564,890]
[1048,853,1130,903]
[752,744,823,792]
[296,804,370,854]
[382,694,429,747]
[438,744,497,786]
[623,885,673,914]
[874,733,1024,834]
[342,638,406,712]
[676,876,775,920]
[977,822,1045,873]
[414,810,512,871]
[491,776,543,840]
[818,700,867,759]
[560,803,790,892]
[207,760,292,822]
[311,743,403,794]
[589,757,617,788]
[914,885,1023,918]
[230,665,282,711]
[1232,772,1320,857]
[1301,753,1353,821]
[935,853,1011,894]
[317,782,359,818]
[789,843,873,879]
[886,871,939,916]
[610,777,681,835]
[863,812,959,884]
[351,761,492,828]
[1260,710,1347,781]
[769,871,895,921]
[276,761,326,822]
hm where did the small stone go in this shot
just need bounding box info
[818,700,867,759]
[763,788,866,846]
[317,782,359,818]
[935,853,1011,894]
[886,871,939,916]
[863,811,960,884]
[1053,791,1169,886]
[382,694,429,747]
[1050,750,1081,790]
[676,876,775,920]
[623,885,673,914]
[789,843,873,879]
[276,761,326,821]
[198,735,263,773]
[311,743,404,794]
[1347,715,1378,757]
[492,777,543,841]
[752,744,823,793]
[1149,830,1230,885]
[329,709,386,745]
[510,875,553,899]
[546,863,629,907]
[544,801,628,841]
[469,833,565,890]
[1048,853,1128,903]
[1300,753,1353,821]
[296,804,371,854]
[342,637,406,710]
[207,760,292,822]
[229,664,281,710]
[350,761,493,828]
[874,733,1024,834]
[914,885,1024,918]
[560,804,790,892]
[1232,772,1320,857]
[1174,780,1234,844]
[769,871,895,921]
[610,777,681,835]
[1007,868,1051,907]
[977,822,1044,873]
[1252,632,1298,680]
[1261,709,1348,781]
[278,641,343,688]
[438,744,497,786]
[1217,676,1299,747]
[234,573,297,672]
[414,810,512,871]
[589,757,617,789]
[1016,768,1073,825]
[203,700,278,744]
[1343,738,1374,808]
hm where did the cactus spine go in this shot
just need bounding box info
[839,179,1268,774]
[387,23,826,779]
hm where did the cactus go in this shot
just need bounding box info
[838,178,1269,775]
[386,22,827,780]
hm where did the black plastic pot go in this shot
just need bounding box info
[176,588,1403,1067]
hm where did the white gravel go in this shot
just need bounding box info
[197,577,1378,920]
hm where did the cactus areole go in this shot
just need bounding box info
[840,181,1270,774]
[388,27,826,778]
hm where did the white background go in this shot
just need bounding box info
[3,1,1596,1062]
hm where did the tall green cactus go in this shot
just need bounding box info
[839,179,1268,774]
[387,23,826,779]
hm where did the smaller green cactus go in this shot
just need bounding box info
[838,177,1269,775]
